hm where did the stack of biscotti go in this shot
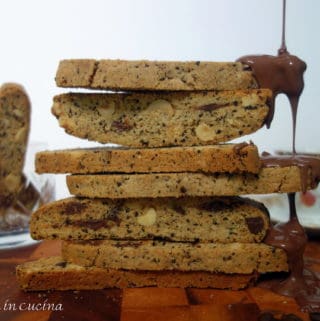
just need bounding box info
[17,59,316,291]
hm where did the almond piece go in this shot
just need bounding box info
[195,123,215,141]
[147,99,174,116]
[137,208,157,226]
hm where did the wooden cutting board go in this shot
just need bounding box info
[1,240,319,321]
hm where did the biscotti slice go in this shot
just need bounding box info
[35,143,261,174]
[30,196,270,243]
[66,165,317,198]
[0,83,31,209]
[52,89,270,147]
[61,241,288,274]
[55,59,258,91]
[16,256,257,291]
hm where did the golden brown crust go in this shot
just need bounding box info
[51,89,270,147]
[30,196,270,243]
[16,256,257,291]
[61,241,288,274]
[35,144,261,174]
[55,59,258,91]
[66,166,312,199]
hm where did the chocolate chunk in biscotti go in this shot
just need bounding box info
[30,196,270,243]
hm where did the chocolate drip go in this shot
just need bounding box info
[264,193,307,294]
[261,154,320,192]
[264,194,320,312]
[237,53,306,149]
[236,0,306,153]
[279,0,287,55]
[233,142,250,155]
[241,0,320,312]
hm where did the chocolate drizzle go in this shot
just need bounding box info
[236,0,306,154]
[233,142,250,155]
[261,153,320,192]
[238,0,320,312]
[237,53,306,152]
[265,193,307,296]
[263,194,320,312]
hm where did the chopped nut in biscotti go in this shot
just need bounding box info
[147,99,174,115]
[195,123,215,141]
[51,89,270,147]
[137,208,157,226]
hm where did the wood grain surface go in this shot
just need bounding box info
[1,240,319,321]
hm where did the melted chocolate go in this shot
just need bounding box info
[263,194,320,312]
[63,201,88,215]
[262,154,320,192]
[233,142,250,156]
[236,0,306,153]
[197,102,229,111]
[238,52,306,153]
[240,0,320,313]
[245,217,264,234]
[70,205,122,230]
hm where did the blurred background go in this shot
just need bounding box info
[0,0,319,199]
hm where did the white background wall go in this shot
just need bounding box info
[0,0,319,199]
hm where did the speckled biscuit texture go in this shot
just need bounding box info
[30,196,270,243]
[66,166,313,199]
[61,240,288,274]
[35,143,261,174]
[52,89,271,147]
[16,256,257,291]
[55,59,258,91]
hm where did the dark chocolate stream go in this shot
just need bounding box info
[263,194,320,312]
[238,0,320,313]
[237,0,306,154]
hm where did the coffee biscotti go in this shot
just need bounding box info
[52,89,271,147]
[55,59,258,91]
[30,196,270,243]
[61,240,288,274]
[66,166,315,199]
[16,256,257,291]
[35,143,261,174]
[0,83,31,209]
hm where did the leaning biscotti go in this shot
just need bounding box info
[52,89,271,147]
[0,83,30,208]
[55,59,258,91]
[35,143,261,174]
[30,196,270,243]
[61,241,288,274]
[66,165,315,199]
[16,256,257,291]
